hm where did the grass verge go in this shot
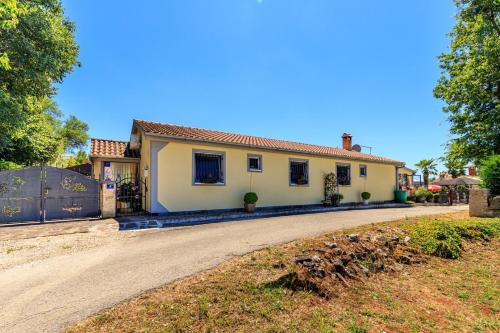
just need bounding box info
[66,212,500,333]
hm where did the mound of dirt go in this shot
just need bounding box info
[288,228,426,297]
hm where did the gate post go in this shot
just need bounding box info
[100,181,116,218]
[40,162,46,223]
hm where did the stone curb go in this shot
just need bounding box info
[119,203,412,231]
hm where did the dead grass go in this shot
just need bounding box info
[66,212,500,333]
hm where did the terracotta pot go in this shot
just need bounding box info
[244,203,256,213]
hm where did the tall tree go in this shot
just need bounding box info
[59,115,89,154]
[0,0,85,165]
[434,0,500,164]
[415,159,438,186]
[442,141,467,177]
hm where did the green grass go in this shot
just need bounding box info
[66,213,500,333]
[402,217,500,259]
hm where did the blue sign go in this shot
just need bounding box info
[103,161,111,167]
[106,184,114,189]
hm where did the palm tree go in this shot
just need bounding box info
[415,159,438,186]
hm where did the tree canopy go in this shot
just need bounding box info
[0,0,87,165]
[434,0,500,164]
[415,159,438,186]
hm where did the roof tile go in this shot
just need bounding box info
[90,139,140,159]
[134,119,403,165]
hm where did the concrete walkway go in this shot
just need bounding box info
[0,205,467,333]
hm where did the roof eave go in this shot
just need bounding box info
[89,155,140,160]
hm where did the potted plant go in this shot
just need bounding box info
[244,192,258,213]
[426,192,434,203]
[331,193,344,206]
[361,191,371,205]
[321,199,332,207]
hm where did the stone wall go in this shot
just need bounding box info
[469,188,500,217]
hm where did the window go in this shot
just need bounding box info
[193,150,225,185]
[247,154,262,172]
[289,159,309,185]
[336,163,351,186]
[359,164,367,177]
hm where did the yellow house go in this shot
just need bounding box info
[91,119,407,214]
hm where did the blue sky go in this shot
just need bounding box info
[57,0,456,171]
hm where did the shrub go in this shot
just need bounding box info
[415,187,430,198]
[361,192,371,200]
[244,192,258,204]
[480,155,500,195]
[331,193,344,206]
[403,218,500,259]
[426,192,434,202]
[0,160,22,171]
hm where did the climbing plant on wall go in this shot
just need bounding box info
[324,173,338,204]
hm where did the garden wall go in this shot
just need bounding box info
[469,188,500,217]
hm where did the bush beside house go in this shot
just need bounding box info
[470,155,500,217]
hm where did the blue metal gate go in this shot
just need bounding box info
[0,165,99,224]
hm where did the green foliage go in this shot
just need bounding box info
[434,0,500,163]
[323,173,338,200]
[322,173,342,206]
[0,159,22,170]
[361,192,371,200]
[415,159,438,186]
[442,142,467,177]
[0,0,86,165]
[480,154,500,195]
[244,192,258,204]
[415,187,431,198]
[331,193,343,205]
[59,116,89,153]
[403,218,500,259]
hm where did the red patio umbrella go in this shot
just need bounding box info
[427,184,442,192]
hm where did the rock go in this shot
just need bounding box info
[375,236,388,246]
[294,255,313,263]
[312,255,321,262]
[335,272,350,286]
[372,259,384,272]
[272,261,285,269]
[403,236,411,243]
[324,241,337,249]
[391,235,400,243]
[348,234,360,242]
[331,248,343,255]
[332,259,345,271]
[397,255,411,265]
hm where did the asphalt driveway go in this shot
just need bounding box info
[0,205,467,333]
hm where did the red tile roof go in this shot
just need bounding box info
[90,139,140,159]
[133,119,403,165]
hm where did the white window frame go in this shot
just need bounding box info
[289,158,309,186]
[192,149,226,186]
[247,154,263,172]
[359,164,367,177]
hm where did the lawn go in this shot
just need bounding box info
[66,212,500,333]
